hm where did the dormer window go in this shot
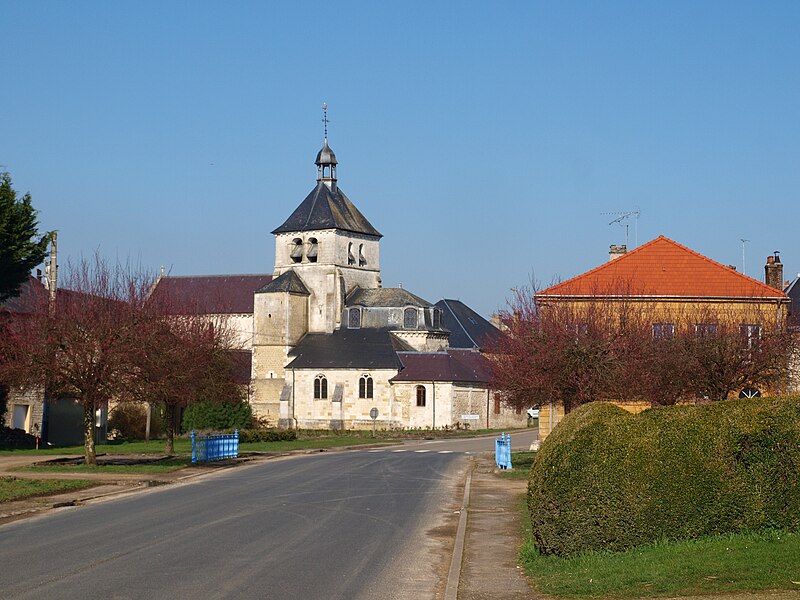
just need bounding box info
[348,307,361,329]
[307,238,318,263]
[403,307,418,329]
[359,243,367,267]
[348,242,356,266]
[290,238,303,263]
[433,308,441,329]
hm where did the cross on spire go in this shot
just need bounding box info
[322,102,329,142]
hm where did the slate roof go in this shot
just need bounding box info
[149,274,273,315]
[539,236,788,299]
[347,287,432,308]
[271,182,382,238]
[390,349,492,384]
[256,270,310,295]
[286,329,407,370]
[436,299,502,350]
[786,274,800,326]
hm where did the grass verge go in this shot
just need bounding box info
[520,527,800,598]
[0,477,96,503]
[16,457,193,474]
[498,450,536,480]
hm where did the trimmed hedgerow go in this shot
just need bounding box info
[528,397,800,557]
[237,428,297,443]
[181,400,253,432]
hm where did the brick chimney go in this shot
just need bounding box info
[609,244,627,261]
[765,253,783,290]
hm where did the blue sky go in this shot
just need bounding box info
[3,1,799,316]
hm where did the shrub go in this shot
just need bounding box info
[528,397,800,557]
[181,400,253,432]
[108,403,161,440]
[237,429,297,443]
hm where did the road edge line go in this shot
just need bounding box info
[444,460,473,600]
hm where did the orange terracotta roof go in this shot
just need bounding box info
[538,236,787,299]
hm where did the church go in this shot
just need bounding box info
[153,123,525,431]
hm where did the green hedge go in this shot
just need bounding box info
[181,400,253,432]
[237,428,297,443]
[528,397,800,557]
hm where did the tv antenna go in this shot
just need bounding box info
[740,239,750,276]
[602,209,640,247]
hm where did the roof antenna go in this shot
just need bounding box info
[740,239,749,275]
[321,102,329,143]
[602,209,640,247]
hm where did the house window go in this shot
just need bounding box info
[695,323,718,337]
[574,322,589,336]
[307,238,318,263]
[290,238,303,263]
[348,242,356,266]
[740,324,761,349]
[416,385,426,407]
[652,323,675,339]
[348,307,361,329]
[359,375,373,399]
[359,243,367,267]
[404,307,418,329]
[314,375,328,399]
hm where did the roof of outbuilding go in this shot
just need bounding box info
[435,299,502,350]
[271,182,382,238]
[538,236,788,299]
[256,270,310,295]
[286,329,408,370]
[347,287,432,308]
[149,274,273,315]
[390,349,492,384]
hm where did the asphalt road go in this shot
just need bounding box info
[0,430,536,600]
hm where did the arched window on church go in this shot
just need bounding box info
[416,385,426,407]
[348,242,356,265]
[290,238,303,263]
[404,307,418,329]
[314,375,328,399]
[359,375,373,399]
[348,307,361,329]
[307,238,318,263]
[358,243,367,267]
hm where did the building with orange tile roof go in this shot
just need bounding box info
[534,235,791,440]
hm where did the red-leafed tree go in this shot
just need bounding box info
[0,255,244,463]
[130,296,243,454]
[489,286,796,414]
[0,256,147,464]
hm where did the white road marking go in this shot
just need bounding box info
[438,450,454,454]
[392,449,407,453]
[414,450,431,453]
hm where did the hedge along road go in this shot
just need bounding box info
[0,445,478,600]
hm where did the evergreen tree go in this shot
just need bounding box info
[0,172,50,302]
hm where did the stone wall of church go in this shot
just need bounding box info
[391,331,449,352]
[392,382,454,429]
[286,368,401,429]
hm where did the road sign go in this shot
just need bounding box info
[370,407,378,419]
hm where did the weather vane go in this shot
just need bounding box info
[322,102,329,141]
